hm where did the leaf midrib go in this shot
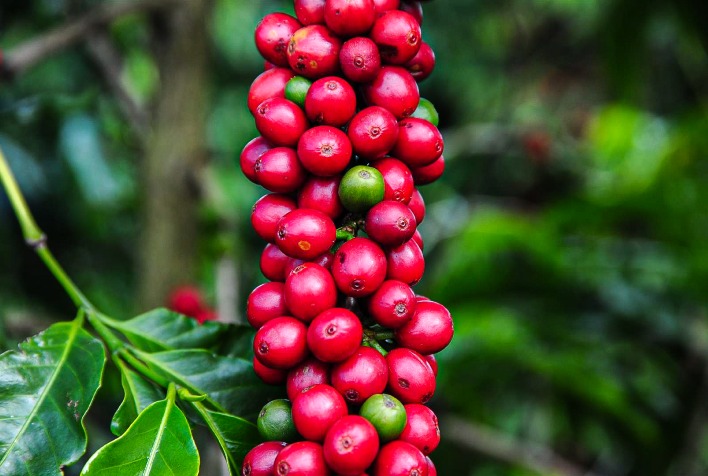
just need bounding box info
[144,397,173,474]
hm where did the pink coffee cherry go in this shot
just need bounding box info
[242,441,287,476]
[372,440,429,476]
[339,37,382,83]
[297,125,353,176]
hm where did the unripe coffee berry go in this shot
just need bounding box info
[258,399,299,442]
[284,263,338,322]
[275,209,336,260]
[274,441,329,476]
[292,384,348,441]
[331,346,388,405]
[254,317,309,369]
[359,393,407,442]
[242,441,287,476]
[307,308,363,363]
[385,348,436,404]
[338,166,386,213]
[399,404,440,455]
[332,237,388,297]
[323,415,379,475]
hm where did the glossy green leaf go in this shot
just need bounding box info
[111,362,165,436]
[0,319,106,476]
[81,390,199,476]
[137,349,280,421]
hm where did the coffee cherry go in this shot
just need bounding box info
[168,286,203,318]
[249,68,296,114]
[285,252,335,276]
[392,118,444,168]
[287,357,331,401]
[372,440,428,476]
[339,37,382,83]
[323,415,380,475]
[371,158,414,204]
[325,0,376,38]
[255,147,308,194]
[426,457,437,476]
[294,0,326,26]
[359,393,407,442]
[410,97,439,126]
[407,188,425,224]
[365,201,417,247]
[399,404,440,455]
[292,384,348,441]
[331,346,388,405]
[297,126,352,176]
[274,441,329,476]
[258,399,299,442]
[285,75,312,107]
[372,0,400,14]
[261,243,291,282]
[410,156,444,185]
[338,166,386,213]
[395,301,453,355]
[363,66,419,119]
[370,10,422,65]
[305,76,357,127]
[367,279,416,328]
[307,308,363,363]
[385,239,425,286]
[284,263,338,322]
[241,136,273,184]
[275,209,337,260]
[242,441,287,476]
[385,348,436,404]
[423,354,437,376]
[253,357,288,385]
[254,13,302,67]
[404,41,435,82]
[332,237,388,297]
[297,176,345,219]
[287,25,342,79]
[251,193,298,243]
[347,107,399,160]
[254,316,309,369]
[255,98,309,148]
[246,281,288,329]
[411,228,424,251]
[399,1,423,25]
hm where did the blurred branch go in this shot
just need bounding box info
[1,0,178,80]
[85,31,150,139]
[442,416,605,476]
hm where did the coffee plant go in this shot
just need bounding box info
[0,1,450,475]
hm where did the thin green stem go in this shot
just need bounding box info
[363,332,388,356]
[118,348,170,388]
[185,395,240,472]
[86,310,124,353]
[374,331,395,341]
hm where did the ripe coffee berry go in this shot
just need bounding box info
[372,0,400,14]
[399,1,423,25]
[395,300,454,355]
[292,384,348,441]
[323,415,379,475]
[411,155,445,186]
[242,441,287,476]
[386,348,436,404]
[255,147,307,194]
[364,66,420,119]
[287,357,330,401]
[275,209,336,260]
[372,440,428,476]
[274,441,329,476]
[297,176,344,219]
[370,10,422,65]
[324,0,376,38]
[411,228,424,251]
[407,188,425,224]
[365,200,417,247]
[284,263,338,322]
[305,76,357,126]
[248,68,296,114]
[404,41,435,81]
[260,243,290,282]
[253,357,288,385]
[359,393,407,442]
[254,13,302,67]
[287,25,342,79]
[246,281,288,329]
[254,97,309,148]
[332,237,388,297]
[424,354,437,376]
[371,158,415,204]
[293,0,326,26]
[297,126,352,176]
[254,316,309,369]
[399,404,440,455]
[251,193,297,243]
[367,279,416,328]
[392,117,444,168]
[307,308,363,363]
[240,136,273,184]
[284,252,334,276]
[331,346,388,404]
[347,106,399,160]
[339,37,382,83]
[386,239,425,286]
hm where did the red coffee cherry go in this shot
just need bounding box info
[242,441,287,476]
[253,357,288,385]
[248,68,296,115]
[370,10,422,65]
[392,118,444,168]
[287,357,330,401]
[411,155,444,185]
[411,228,424,251]
[372,440,428,476]
[324,0,376,37]
[297,176,345,220]
[372,0,400,14]
[294,0,326,25]
[323,415,379,475]
[274,441,329,476]
[305,76,357,127]
[254,98,309,148]
[251,193,297,243]
[246,281,288,329]
[386,347,436,404]
[255,147,307,194]
[371,158,414,205]
[404,41,435,81]
[385,239,425,286]
[331,346,388,405]
[332,237,388,297]
[426,457,437,476]
[424,354,437,376]
[240,136,273,184]
[363,66,419,119]
[347,106,399,160]
[407,188,425,224]
[275,209,337,260]
[399,1,423,25]
[292,384,348,441]
[400,404,440,455]
[367,279,416,328]
[395,300,453,355]
[284,252,335,277]
[261,243,291,282]
[307,308,363,363]
[168,286,203,318]
[284,263,338,322]
[287,25,342,79]
[254,316,309,369]
[339,37,382,83]
[365,200,417,247]
[254,13,302,67]
[297,126,352,176]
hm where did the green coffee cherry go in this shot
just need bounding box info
[359,393,407,442]
[338,165,385,213]
[411,97,439,127]
[285,76,312,108]
[257,399,298,442]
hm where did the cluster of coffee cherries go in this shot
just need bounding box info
[240,1,450,475]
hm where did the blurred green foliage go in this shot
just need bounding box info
[1,0,707,475]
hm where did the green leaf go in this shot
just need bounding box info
[137,349,280,421]
[0,318,106,476]
[111,362,165,436]
[81,387,199,476]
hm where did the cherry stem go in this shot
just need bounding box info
[375,331,395,341]
[363,330,388,356]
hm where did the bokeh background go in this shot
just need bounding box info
[1,0,708,475]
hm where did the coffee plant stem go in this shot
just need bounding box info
[374,331,395,340]
[363,331,388,356]
[85,310,125,353]
[117,348,171,388]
